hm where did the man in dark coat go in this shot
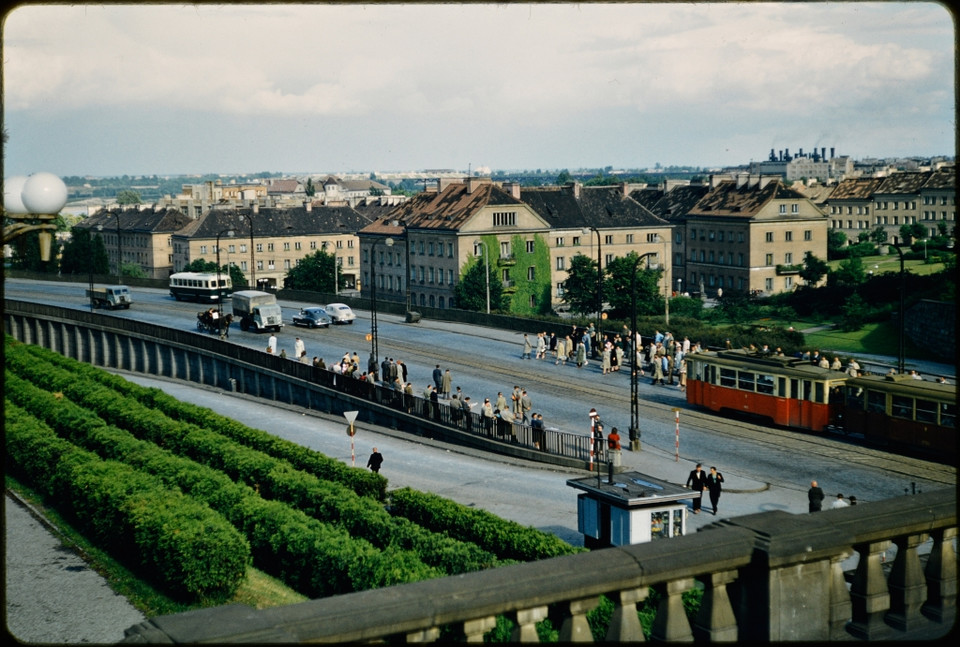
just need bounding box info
[366,448,383,473]
[808,480,825,512]
[705,466,724,515]
[685,463,708,514]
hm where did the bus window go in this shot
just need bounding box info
[720,368,736,388]
[915,399,938,424]
[757,374,774,395]
[891,395,912,419]
[941,403,955,428]
[738,372,755,391]
[866,390,886,414]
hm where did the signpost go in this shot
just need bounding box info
[344,410,359,466]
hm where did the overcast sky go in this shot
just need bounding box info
[2,2,955,178]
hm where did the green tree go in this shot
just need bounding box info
[282,249,339,293]
[603,253,663,318]
[868,225,888,245]
[839,292,869,331]
[799,251,829,286]
[897,222,927,246]
[304,178,316,197]
[562,253,601,316]
[834,255,866,286]
[454,255,503,311]
[556,170,571,185]
[120,261,147,279]
[60,229,109,275]
[827,229,847,258]
[116,189,142,205]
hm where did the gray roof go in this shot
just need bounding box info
[176,206,374,239]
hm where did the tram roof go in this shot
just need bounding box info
[693,349,844,380]
[845,373,957,402]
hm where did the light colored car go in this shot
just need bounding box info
[292,307,331,329]
[324,303,356,324]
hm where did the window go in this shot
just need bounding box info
[626,234,634,244]
[572,236,581,246]
[310,241,317,250]
[916,399,938,424]
[785,231,792,242]
[448,269,454,284]
[719,368,736,388]
[526,240,535,253]
[785,276,793,289]
[428,242,434,256]
[448,243,454,257]
[791,204,799,213]
[556,257,566,270]
[765,253,773,265]
[228,244,236,253]
[500,241,510,257]
[428,267,435,283]
[785,252,793,264]
[718,231,724,242]
[240,244,247,253]
[492,211,517,226]
[738,372,755,391]
[892,395,912,419]
[765,278,773,291]
[556,237,565,247]
[738,253,744,266]
[345,240,352,248]
[284,259,291,269]
[556,282,565,297]
[779,205,787,214]
[295,242,302,250]
[765,232,773,242]
[604,235,613,245]
[256,243,263,252]
[267,243,274,252]
[804,230,812,241]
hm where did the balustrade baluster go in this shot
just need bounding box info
[922,526,957,622]
[828,552,853,639]
[511,605,548,642]
[463,616,497,642]
[848,539,892,639]
[650,577,695,641]
[605,587,648,642]
[886,533,930,630]
[692,570,738,641]
[558,597,599,642]
[405,626,440,642]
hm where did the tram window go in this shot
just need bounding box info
[915,399,938,423]
[777,377,787,397]
[757,374,774,394]
[815,382,825,403]
[790,378,798,399]
[891,395,913,419]
[738,372,755,391]
[866,391,886,414]
[720,368,736,388]
[941,403,955,428]
[846,387,865,410]
[800,380,813,401]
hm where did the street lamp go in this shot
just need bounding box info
[216,228,235,339]
[110,211,122,284]
[2,172,66,262]
[238,211,256,290]
[583,226,602,354]
[629,251,658,452]
[891,237,906,375]
[369,237,394,379]
[91,224,104,311]
[474,239,491,314]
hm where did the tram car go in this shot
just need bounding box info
[169,272,232,303]
[685,349,849,432]
[841,374,955,454]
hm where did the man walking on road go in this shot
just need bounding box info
[685,463,708,514]
[705,466,724,515]
[366,447,383,473]
[808,480,825,512]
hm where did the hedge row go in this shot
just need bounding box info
[389,487,586,562]
[5,346,497,576]
[9,339,386,500]
[5,372,440,597]
[4,402,249,602]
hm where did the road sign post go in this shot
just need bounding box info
[344,410,359,466]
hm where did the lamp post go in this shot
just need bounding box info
[238,211,256,289]
[583,226,602,353]
[110,211,122,284]
[2,172,66,263]
[91,224,104,311]
[322,241,339,296]
[369,237,394,379]
[216,228,235,339]
[630,251,658,451]
[891,237,906,375]
[474,239,491,314]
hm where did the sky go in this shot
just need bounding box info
[2,2,955,178]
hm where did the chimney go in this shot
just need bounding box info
[502,181,521,200]
[252,203,259,214]
[821,147,827,161]
[779,150,783,161]
[799,148,804,157]
[736,173,750,189]
[572,181,581,199]
[304,200,312,212]
[830,147,835,159]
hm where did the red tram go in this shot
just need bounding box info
[685,350,849,432]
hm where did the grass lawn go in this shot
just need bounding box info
[828,254,946,277]
[793,319,939,362]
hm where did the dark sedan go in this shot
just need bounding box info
[292,307,331,329]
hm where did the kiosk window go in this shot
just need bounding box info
[651,511,669,541]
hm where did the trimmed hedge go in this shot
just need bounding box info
[389,487,586,562]
[5,403,249,602]
[10,339,387,500]
[5,372,440,597]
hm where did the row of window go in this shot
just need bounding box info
[687,272,795,293]
[846,389,955,427]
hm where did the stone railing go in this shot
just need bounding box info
[121,489,955,643]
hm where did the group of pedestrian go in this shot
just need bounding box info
[685,463,724,515]
[807,480,857,511]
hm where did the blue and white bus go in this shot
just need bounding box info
[169,272,232,303]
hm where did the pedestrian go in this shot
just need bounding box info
[495,391,509,413]
[651,352,665,385]
[430,387,441,421]
[433,364,443,391]
[267,333,278,355]
[294,337,305,359]
[279,348,287,360]
[808,480,825,512]
[847,359,861,378]
[685,463,708,514]
[575,341,586,368]
[849,495,858,505]
[705,466,724,515]
[522,334,532,359]
[607,427,621,451]
[441,369,452,399]
[520,389,532,424]
[481,398,495,433]
[366,447,384,473]
[555,335,567,365]
[511,385,522,418]
[531,412,545,450]
[831,493,849,509]
[679,358,687,392]
[536,332,546,360]
[593,423,605,463]
[601,345,611,375]
[299,351,310,364]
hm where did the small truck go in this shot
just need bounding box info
[231,290,284,332]
[86,285,133,309]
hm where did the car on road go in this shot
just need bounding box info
[292,307,331,329]
[324,303,356,324]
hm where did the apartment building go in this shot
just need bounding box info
[917,166,956,238]
[73,207,194,280]
[685,174,829,296]
[823,177,885,242]
[170,204,373,289]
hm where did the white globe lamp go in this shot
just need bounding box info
[21,172,68,214]
[3,175,30,214]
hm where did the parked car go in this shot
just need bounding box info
[324,303,356,324]
[292,307,331,329]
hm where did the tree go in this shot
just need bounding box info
[120,261,147,279]
[827,229,847,258]
[116,189,142,205]
[304,178,316,197]
[834,255,866,286]
[556,170,571,185]
[603,253,663,318]
[839,292,869,331]
[799,251,829,286]
[561,253,601,315]
[895,222,926,246]
[454,256,503,312]
[868,225,888,245]
[282,250,338,293]
[60,229,109,276]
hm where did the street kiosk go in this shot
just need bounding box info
[567,470,696,549]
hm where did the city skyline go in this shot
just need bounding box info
[2,2,955,178]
